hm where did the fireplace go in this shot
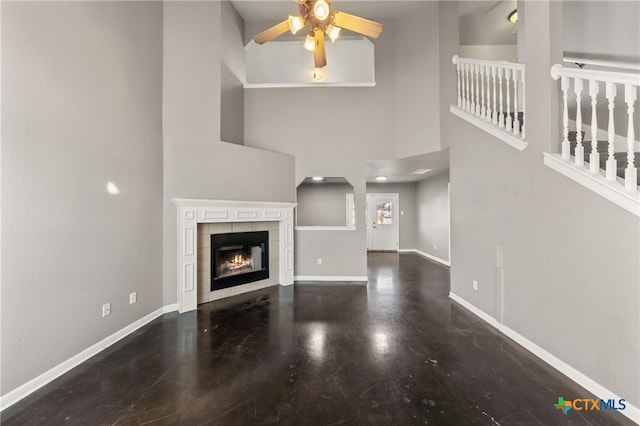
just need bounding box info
[210,231,269,291]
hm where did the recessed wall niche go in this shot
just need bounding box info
[296,177,355,228]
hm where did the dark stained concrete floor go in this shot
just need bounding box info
[2,253,636,425]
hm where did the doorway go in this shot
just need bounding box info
[366,193,399,251]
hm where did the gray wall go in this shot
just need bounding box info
[1,1,164,395]
[296,183,353,227]
[366,183,417,250]
[443,1,639,407]
[564,0,640,62]
[221,0,245,145]
[416,172,450,262]
[395,3,441,158]
[162,1,296,305]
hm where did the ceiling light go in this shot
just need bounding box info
[325,24,341,42]
[312,68,325,82]
[288,15,305,34]
[375,176,388,181]
[312,176,324,181]
[411,168,432,175]
[508,9,517,23]
[303,31,316,51]
[314,0,330,21]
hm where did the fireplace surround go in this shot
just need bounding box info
[173,199,296,313]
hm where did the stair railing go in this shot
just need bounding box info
[551,64,639,190]
[452,55,526,139]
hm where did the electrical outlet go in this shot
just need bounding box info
[473,280,478,291]
[102,302,111,317]
[129,292,137,304]
[434,244,437,250]
[317,258,322,265]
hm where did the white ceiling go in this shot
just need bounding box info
[230,0,432,22]
[366,149,450,183]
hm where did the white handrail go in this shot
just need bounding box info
[551,64,640,86]
[563,57,640,72]
[453,55,525,71]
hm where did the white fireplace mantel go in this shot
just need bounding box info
[173,198,297,313]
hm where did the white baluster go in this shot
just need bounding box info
[521,70,526,140]
[465,63,471,112]
[498,67,504,128]
[505,68,512,130]
[456,62,461,108]
[574,78,584,166]
[485,67,491,121]
[492,66,498,125]
[624,84,637,190]
[513,69,520,136]
[480,65,485,118]
[605,82,617,181]
[561,76,570,159]
[474,64,479,116]
[588,80,600,173]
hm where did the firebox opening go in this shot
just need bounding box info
[211,231,269,291]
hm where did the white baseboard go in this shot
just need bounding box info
[0,304,175,412]
[294,275,368,282]
[449,292,640,425]
[400,248,451,267]
[163,303,179,314]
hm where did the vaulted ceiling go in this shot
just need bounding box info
[231,0,518,45]
[230,0,428,22]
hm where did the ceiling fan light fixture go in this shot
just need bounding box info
[325,24,341,42]
[288,15,305,34]
[313,0,330,21]
[303,31,316,51]
[508,9,518,23]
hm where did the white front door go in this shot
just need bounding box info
[366,193,399,251]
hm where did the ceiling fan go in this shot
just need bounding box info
[252,0,383,69]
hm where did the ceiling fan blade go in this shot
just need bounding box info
[314,28,327,68]
[253,20,290,44]
[331,11,383,39]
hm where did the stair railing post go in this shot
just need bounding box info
[480,65,486,118]
[456,60,461,109]
[521,70,526,140]
[561,76,570,159]
[471,64,480,116]
[624,84,637,190]
[485,66,491,121]
[505,68,512,130]
[605,82,617,181]
[492,66,498,125]
[589,80,600,173]
[467,62,472,112]
[498,67,505,128]
[574,78,584,167]
[513,68,520,136]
